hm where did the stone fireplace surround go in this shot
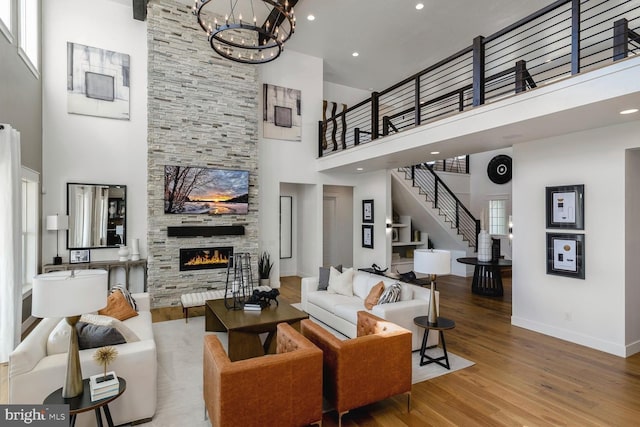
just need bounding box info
[147,0,259,307]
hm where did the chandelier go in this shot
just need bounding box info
[193,0,296,64]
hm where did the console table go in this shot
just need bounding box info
[43,259,148,291]
[456,257,512,297]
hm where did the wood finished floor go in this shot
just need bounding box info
[5,275,640,426]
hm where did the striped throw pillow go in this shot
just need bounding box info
[377,282,402,305]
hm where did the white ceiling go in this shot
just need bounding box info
[286,0,553,91]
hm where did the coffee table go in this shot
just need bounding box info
[205,299,309,361]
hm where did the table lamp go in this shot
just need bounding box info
[414,249,451,326]
[46,214,69,265]
[32,270,108,398]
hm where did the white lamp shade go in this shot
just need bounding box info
[414,249,451,275]
[32,270,108,318]
[46,214,69,231]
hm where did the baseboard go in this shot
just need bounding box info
[511,315,627,357]
[625,339,640,357]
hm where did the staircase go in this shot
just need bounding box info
[394,164,479,251]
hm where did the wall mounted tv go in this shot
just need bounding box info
[164,165,249,215]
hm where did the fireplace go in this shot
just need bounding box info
[179,247,233,271]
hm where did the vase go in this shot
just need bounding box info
[118,245,129,261]
[130,238,140,261]
[259,278,271,288]
[477,230,492,262]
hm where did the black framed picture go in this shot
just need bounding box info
[70,249,90,264]
[362,225,374,249]
[362,199,374,223]
[545,184,584,229]
[546,233,585,279]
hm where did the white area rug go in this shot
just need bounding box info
[141,314,474,426]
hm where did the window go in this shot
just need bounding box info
[21,167,39,296]
[18,0,38,75]
[0,0,12,42]
[488,199,507,235]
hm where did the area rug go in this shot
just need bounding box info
[142,315,474,426]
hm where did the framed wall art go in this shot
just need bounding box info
[362,225,374,249]
[67,42,130,120]
[545,184,584,229]
[362,199,374,223]
[70,249,90,264]
[546,233,585,279]
[263,84,301,141]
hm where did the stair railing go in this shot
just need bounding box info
[399,164,480,250]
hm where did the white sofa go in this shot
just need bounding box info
[9,293,157,427]
[301,270,439,351]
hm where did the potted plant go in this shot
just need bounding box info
[258,251,273,287]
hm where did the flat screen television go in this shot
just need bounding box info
[164,165,249,215]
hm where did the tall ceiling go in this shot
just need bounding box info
[285,0,554,91]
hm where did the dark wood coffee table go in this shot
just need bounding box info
[205,299,308,361]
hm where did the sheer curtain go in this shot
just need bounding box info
[0,124,23,362]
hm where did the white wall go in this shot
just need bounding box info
[323,81,370,109]
[512,121,640,357]
[42,0,147,290]
[625,149,640,355]
[259,50,384,280]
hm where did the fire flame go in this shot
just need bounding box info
[185,250,229,266]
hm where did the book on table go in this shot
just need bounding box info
[90,371,119,401]
[243,303,263,311]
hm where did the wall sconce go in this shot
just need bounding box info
[508,215,513,240]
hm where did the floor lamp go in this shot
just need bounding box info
[46,214,68,265]
[414,249,451,326]
[32,270,108,398]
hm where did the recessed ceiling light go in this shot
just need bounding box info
[352,52,359,57]
[620,108,639,115]
[430,151,440,155]
[356,167,364,171]
[416,3,424,10]
[307,14,315,21]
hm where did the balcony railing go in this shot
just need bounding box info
[319,0,640,158]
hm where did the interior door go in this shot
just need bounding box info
[323,197,338,267]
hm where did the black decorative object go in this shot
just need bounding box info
[545,185,584,230]
[246,288,280,307]
[224,253,254,310]
[546,233,585,279]
[487,155,512,184]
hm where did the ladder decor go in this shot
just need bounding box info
[224,252,254,310]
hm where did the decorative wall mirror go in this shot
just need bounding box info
[67,183,126,249]
[280,196,292,259]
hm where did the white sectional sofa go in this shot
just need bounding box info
[9,293,157,427]
[301,270,439,351]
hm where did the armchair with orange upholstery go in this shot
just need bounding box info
[301,311,412,427]
[203,322,323,427]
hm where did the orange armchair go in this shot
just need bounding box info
[301,311,412,427]
[203,322,323,427]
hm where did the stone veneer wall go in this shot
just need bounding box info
[147,0,259,307]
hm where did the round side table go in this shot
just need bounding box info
[413,316,456,369]
[44,377,126,427]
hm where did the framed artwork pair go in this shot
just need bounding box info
[361,199,374,249]
[545,185,584,279]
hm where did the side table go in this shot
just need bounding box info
[413,316,456,369]
[44,378,126,427]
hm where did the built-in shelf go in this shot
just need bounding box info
[391,215,426,274]
[392,241,426,247]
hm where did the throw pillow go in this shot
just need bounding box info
[327,267,354,296]
[76,322,126,350]
[318,264,342,291]
[378,282,402,304]
[47,314,140,355]
[364,281,385,310]
[111,284,137,311]
[99,290,139,321]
